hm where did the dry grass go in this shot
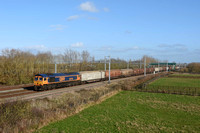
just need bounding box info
[0,82,121,133]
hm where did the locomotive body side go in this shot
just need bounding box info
[34,73,80,90]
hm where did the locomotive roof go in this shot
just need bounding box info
[35,72,80,77]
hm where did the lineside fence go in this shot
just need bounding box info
[168,75,200,79]
[134,85,200,96]
[120,72,170,91]
[121,73,200,96]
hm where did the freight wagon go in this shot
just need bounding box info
[133,69,140,75]
[155,68,159,72]
[139,69,144,75]
[146,68,155,74]
[79,71,105,83]
[105,69,122,79]
[121,69,134,77]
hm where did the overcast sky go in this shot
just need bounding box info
[0,0,200,63]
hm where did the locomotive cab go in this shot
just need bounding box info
[34,75,48,90]
[34,76,43,86]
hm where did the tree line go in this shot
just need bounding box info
[180,63,200,73]
[1,49,158,85]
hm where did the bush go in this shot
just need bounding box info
[187,63,200,73]
[0,82,121,132]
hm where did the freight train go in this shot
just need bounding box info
[34,67,170,91]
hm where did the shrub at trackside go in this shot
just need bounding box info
[0,83,121,133]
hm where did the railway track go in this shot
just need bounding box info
[0,84,33,91]
[0,73,164,102]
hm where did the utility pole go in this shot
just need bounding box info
[55,63,57,73]
[108,56,111,84]
[166,60,168,72]
[127,60,129,69]
[140,59,141,69]
[144,56,146,76]
[105,56,111,84]
[104,56,106,71]
[158,61,160,73]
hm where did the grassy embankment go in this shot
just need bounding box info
[0,84,121,133]
[37,91,200,132]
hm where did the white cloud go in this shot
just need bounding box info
[67,15,80,21]
[23,45,65,54]
[25,45,47,51]
[125,31,132,34]
[98,46,113,51]
[158,44,187,51]
[158,44,186,48]
[173,44,185,47]
[174,44,187,50]
[97,46,145,52]
[79,1,98,12]
[87,16,99,20]
[103,7,109,12]
[131,46,142,50]
[157,44,171,48]
[116,46,145,52]
[66,14,98,21]
[195,49,200,52]
[50,24,66,31]
[23,45,50,53]
[71,42,84,48]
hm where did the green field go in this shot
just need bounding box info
[37,91,200,132]
[149,77,200,88]
[145,77,200,95]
